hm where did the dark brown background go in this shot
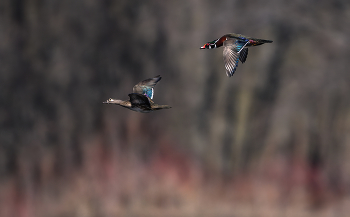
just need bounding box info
[1,0,350,216]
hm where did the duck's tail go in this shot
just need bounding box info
[152,104,172,110]
[260,39,273,43]
[251,39,273,46]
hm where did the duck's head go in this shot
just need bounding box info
[200,39,219,49]
[103,98,122,104]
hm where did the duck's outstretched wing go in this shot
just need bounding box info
[239,48,248,63]
[223,39,249,77]
[128,93,151,108]
[132,75,161,99]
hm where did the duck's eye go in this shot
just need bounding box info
[109,98,113,101]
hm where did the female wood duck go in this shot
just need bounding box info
[103,75,171,113]
[200,33,273,77]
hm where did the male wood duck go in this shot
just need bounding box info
[103,75,171,113]
[200,33,273,77]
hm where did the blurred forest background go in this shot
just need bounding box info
[1,0,350,216]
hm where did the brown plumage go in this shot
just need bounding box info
[103,76,171,113]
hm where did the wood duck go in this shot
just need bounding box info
[200,33,273,77]
[103,75,171,113]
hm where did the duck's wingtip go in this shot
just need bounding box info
[226,71,234,77]
[152,75,161,82]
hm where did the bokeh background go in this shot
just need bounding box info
[1,0,350,216]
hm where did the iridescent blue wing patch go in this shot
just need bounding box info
[133,75,161,99]
[142,87,154,99]
[235,40,249,53]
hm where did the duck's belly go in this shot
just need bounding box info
[129,107,152,113]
